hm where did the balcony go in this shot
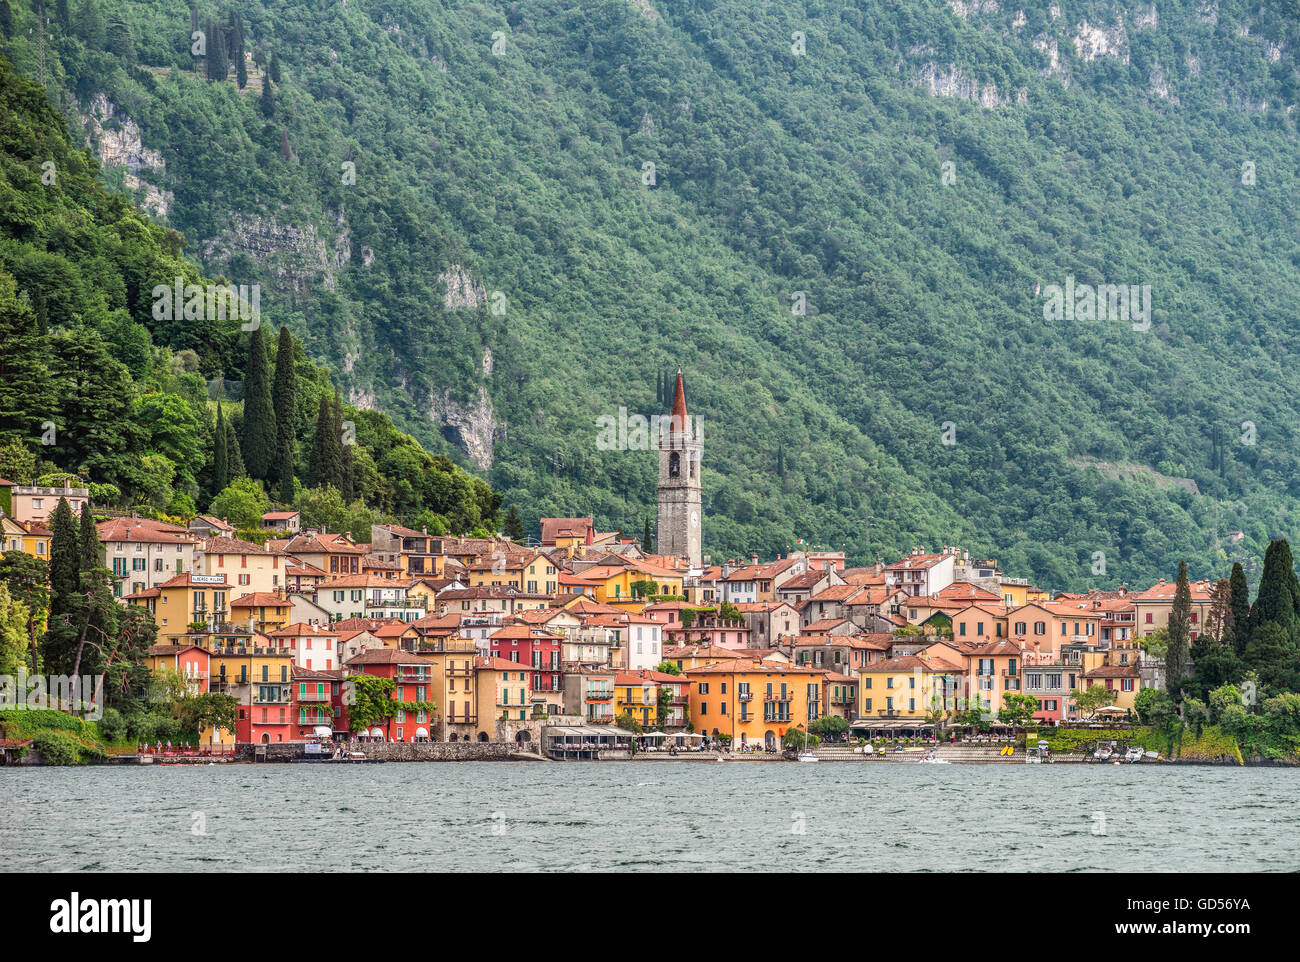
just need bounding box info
[395,669,432,682]
[253,688,291,704]
[444,714,477,725]
[446,666,473,677]
[738,692,753,702]
[763,695,793,703]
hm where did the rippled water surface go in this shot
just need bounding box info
[3,763,1296,871]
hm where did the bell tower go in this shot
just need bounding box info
[657,368,702,568]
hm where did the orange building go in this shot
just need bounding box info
[685,659,825,751]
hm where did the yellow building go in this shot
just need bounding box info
[196,536,286,601]
[856,653,963,721]
[580,562,685,607]
[127,572,233,631]
[684,658,825,751]
[475,655,534,732]
[417,636,479,741]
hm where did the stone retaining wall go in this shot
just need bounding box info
[236,741,530,762]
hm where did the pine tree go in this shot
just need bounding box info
[1166,560,1192,701]
[271,327,296,482]
[212,403,229,492]
[309,395,343,490]
[0,275,54,445]
[1229,562,1251,655]
[74,0,104,49]
[106,11,132,59]
[240,326,276,479]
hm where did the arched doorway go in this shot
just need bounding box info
[764,730,776,751]
[478,732,489,742]
[260,733,269,744]
[449,732,458,742]
[515,730,532,744]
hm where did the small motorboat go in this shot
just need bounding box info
[1124,746,1144,763]
[918,751,950,764]
[797,752,820,763]
[1092,742,1114,762]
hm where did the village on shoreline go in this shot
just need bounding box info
[3,375,1297,769]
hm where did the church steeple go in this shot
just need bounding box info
[657,366,702,569]
[671,366,688,423]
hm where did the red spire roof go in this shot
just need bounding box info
[671,368,688,422]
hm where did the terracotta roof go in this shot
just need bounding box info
[805,584,864,603]
[684,658,822,675]
[861,654,962,673]
[1084,664,1140,678]
[231,592,289,608]
[540,517,594,542]
[476,655,528,673]
[883,553,951,571]
[933,583,1002,602]
[1132,579,1216,602]
[203,535,277,556]
[98,517,196,545]
[345,648,435,666]
[270,622,339,637]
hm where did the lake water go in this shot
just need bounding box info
[3,762,1296,872]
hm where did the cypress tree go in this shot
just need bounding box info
[642,516,652,553]
[276,445,295,504]
[225,416,246,480]
[1229,562,1250,655]
[271,327,296,481]
[334,391,354,500]
[43,497,80,675]
[1248,539,1300,639]
[240,326,276,479]
[77,501,99,573]
[269,51,281,83]
[212,403,229,492]
[1166,560,1192,701]
[503,506,524,541]
[309,395,343,490]
[0,1,14,40]
[260,77,274,117]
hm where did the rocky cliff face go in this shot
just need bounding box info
[199,212,351,292]
[76,93,172,219]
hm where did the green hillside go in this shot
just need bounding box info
[0,48,499,536]
[3,0,1299,588]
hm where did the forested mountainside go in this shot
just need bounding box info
[2,0,1299,588]
[0,54,500,536]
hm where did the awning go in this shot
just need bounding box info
[415,727,429,738]
[312,726,332,737]
[369,727,385,739]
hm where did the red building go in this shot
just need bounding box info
[488,624,562,698]
[343,648,437,742]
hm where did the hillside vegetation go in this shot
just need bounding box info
[3,0,1299,588]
